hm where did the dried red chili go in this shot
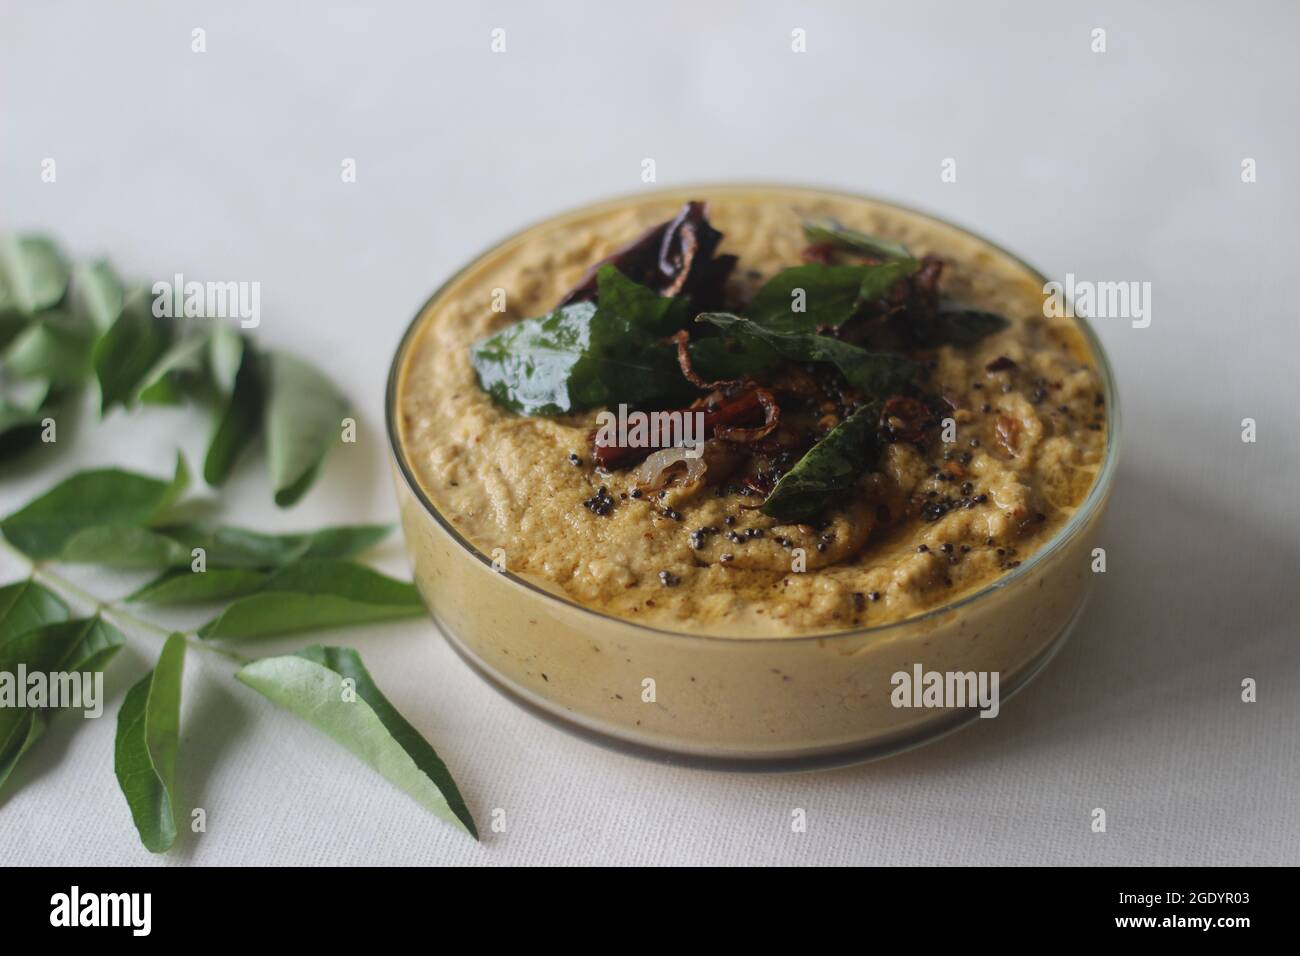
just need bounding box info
[557,201,736,309]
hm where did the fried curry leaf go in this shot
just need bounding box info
[236,645,477,837]
[696,313,918,398]
[685,333,779,381]
[903,303,1010,348]
[746,265,867,332]
[746,259,917,332]
[761,401,883,523]
[594,262,692,338]
[470,265,695,415]
[802,218,912,260]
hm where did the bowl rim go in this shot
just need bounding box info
[385,182,1121,645]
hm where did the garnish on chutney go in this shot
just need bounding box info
[468,201,1009,523]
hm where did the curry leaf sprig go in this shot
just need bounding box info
[0,233,346,507]
[0,458,476,849]
[2,226,476,848]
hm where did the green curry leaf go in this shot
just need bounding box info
[0,311,27,353]
[114,632,185,852]
[2,309,97,387]
[236,645,476,838]
[0,236,71,315]
[0,455,189,559]
[123,522,390,602]
[69,260,125,332]
[263,351,349,507]
[126,567,270,605]
[35,510,390,574]
[0,380,58,463]
[207,322,244,397]
[167,522,392,569]
[198,560,424,640]
[93,288,175,413]
[136,330,214,405]
[1,615,125,791]
[204,335,263,486]
[0,580,70,643]
[58,524,192,569]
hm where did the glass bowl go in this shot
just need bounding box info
[385,185,1120,771]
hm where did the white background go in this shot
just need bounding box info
[2,1,1297,866]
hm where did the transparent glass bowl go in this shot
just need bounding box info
[386,185,1120,771]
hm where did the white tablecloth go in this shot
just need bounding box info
[2,0,1296,866]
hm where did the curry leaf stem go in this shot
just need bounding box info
[0,535,248,664]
